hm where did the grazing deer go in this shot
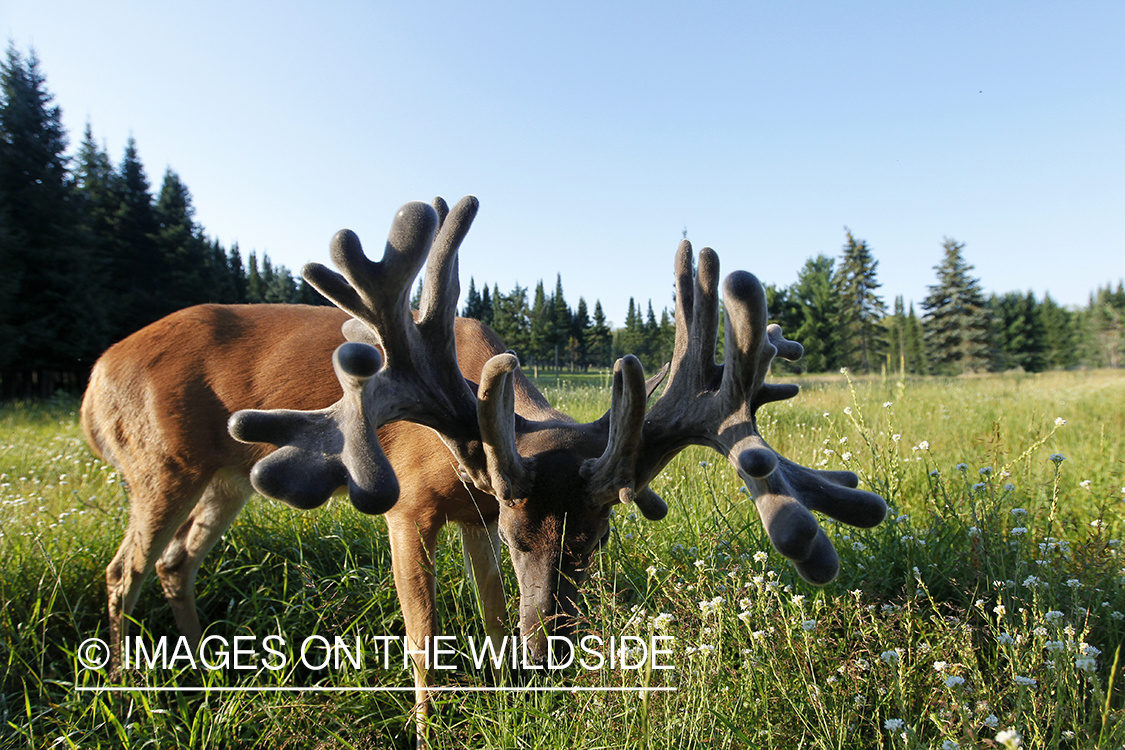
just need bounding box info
[81,195,887,741]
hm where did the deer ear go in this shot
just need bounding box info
[228,342,400,515]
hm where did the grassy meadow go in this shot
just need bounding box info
[2,369,1125,748]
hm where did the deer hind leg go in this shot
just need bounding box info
[106,474,209,676]
[386,511,442,747]
[154,469,252,649]
[460,521,506,644]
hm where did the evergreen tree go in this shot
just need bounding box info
[479,284,493,325]
[529,280,550,365]
[463,277,484,319]
[206,238,237,303]
[616,297,646,362]
[1038,293,1078,370]
[587,300,613,369]
[885,296,908,375]
[991,291,1047,372]
[1085,284,1125,368]
[227,243,247,302]
[903,302,928,375]
[572,297,590,370]
[0,45,105,389]
[264,263,298,303]
[921,238,993,374]
[551,274,572,354]
[790,255,841,373]
[246,251,264,302]
[833,229,886,373]
[491,283,530,363]
[109,137,163,337]
[154,168,211,312]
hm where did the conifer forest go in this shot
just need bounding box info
[1,46,1122,398]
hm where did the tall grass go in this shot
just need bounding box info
[2,370,1124,748]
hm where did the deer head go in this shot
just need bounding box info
[228,196,887,663]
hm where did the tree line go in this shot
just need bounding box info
[0,47,329,396]
[764,232,1124,376]
[3,47,1122,397]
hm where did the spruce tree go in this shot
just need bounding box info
[833,229,886,373]
[1085,285,1124,368]
[155,168,212,311]
[991,291,1047,372]
[572,297,590,370]
[903,302,928,375]
[462,277,483,319]
[921,238,993,374]
[0,46,106,388]
[246,251,263,302]
[109,137,163,336]
[587,300,613,369]
[1038,293,1077,369]
[529,280,549,365]
[791,255,840,373]
[479,285,493,325]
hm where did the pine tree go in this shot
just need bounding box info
[791,255,841,373]
[463,277,484,319]
[227,243,247,302]
[921,238,993,374]
[991,291,1047,372]
[1085,284,1124,368]
[833,229,886,373]
[587,300,613,369]
[903,302,928,375]
[572,297,590,370]
[491,283,530,363]
[479,285,493,325]
[109,137,164,336]
[529,280,550,365]
[246,251,264,302]
[1039,293,1077,369]
[155,168,212,312]
[0,46,106,389]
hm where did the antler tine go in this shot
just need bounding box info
[667,241,722,391]
[636,243,887,584]
[581,355,648,504]
[229,342,400,515]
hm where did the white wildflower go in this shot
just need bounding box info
[995,728,1022,748]
[884,718,904,731]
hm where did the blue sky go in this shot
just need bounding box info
[4,1,1122,327]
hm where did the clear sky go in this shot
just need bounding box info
[4,1,1123,327]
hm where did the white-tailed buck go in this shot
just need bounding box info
[82,195,887,740]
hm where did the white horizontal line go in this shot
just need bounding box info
[77,686,677,693]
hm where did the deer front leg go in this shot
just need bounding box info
[386,510,442,747]
[460,520,506,644]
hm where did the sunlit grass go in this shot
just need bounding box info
[2,370,1125,748]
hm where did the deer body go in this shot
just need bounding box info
[82,302,537,728]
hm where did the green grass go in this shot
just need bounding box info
[2,371,1125,748]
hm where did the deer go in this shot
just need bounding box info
[81,195,888,743]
